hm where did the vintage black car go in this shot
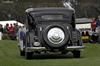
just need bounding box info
[18,7,84,59]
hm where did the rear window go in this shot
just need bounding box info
[30,13,72,22]
[41,15,64,20]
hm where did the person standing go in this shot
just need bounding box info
[4,23,9,34]
[96,15,100,43]
[96,16,100,27]
[96,16,100,33]
[0,24,3,40]
[91,17,97,31]
[18,26,25,52]
[8,24,15,40]
[13,23,19,40]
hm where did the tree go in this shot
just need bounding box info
[0,0,100,22]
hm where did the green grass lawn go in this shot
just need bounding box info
[0,40,100,66]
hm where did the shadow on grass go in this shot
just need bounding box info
[22,53,84,60]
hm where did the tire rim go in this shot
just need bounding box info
[47,27,65,44]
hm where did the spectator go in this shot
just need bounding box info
[91,17,97,31]
[0,24,3,40]
[96,15,100,43]
[13,23,19,38]
[8,24,15,40]
[91,32,98,43]
[96,15,100,27]
[0,24,3,33]
[4,23,9,34]
[8,24,14,33]
[18,26,25,51]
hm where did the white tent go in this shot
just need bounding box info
[75,18,92,29]
[76,23,91,29]
[0,20,24,27]
[0,20,24,40]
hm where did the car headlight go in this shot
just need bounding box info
[47,27,65,44]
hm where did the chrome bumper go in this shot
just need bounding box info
[26,46,84,52]
[66,46,84,50]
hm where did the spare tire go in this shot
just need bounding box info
[43,24,69,48]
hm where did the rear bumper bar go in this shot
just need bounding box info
[26,46,84,52]
[66,46,84,50]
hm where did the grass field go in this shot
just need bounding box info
[0,40,100,66]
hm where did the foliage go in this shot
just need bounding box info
[0,0,100,22]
